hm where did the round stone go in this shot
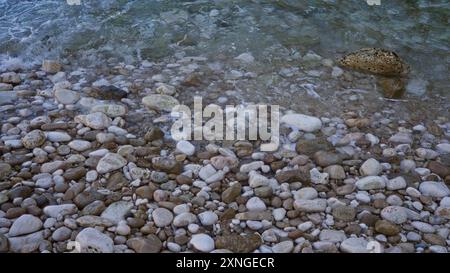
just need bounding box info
[272,208,286,221]
[142,94,180,112]
[381,206,408,224]
[68,140,92,152]
[272,240,294,253]
[52,226,72,241]
[190,234,215,253]
[22,130,46,149]
[246,197,266,212]
[293,199,327,212]
[152,208,174,227]
[198,211,218,226]
[360,158,382,176]
[173,212,197,227]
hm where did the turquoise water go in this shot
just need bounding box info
[0,0,449,92]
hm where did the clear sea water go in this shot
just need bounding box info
[0,0,448,96]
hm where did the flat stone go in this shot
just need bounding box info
[43,204,78,218]
[46,131,72,142]
[199,164,217,181]
[198,211,218,226]
[0,163,11,181]
[96,153,127,174]
[386,176,407,190]
[173,212,197,227]
[436,143,450,155]
[428,161,449,178]
[54,89,80,104]
[313,151,342,167]
[319,229,347,242]
[81,200,106,216]
[100,201,133,224]
[215,234,261,253]
[0,234,8,253]
[152,156,182,174]
[246,197,266,212]
[107,172,129,191]
[281,113,322,132]
[8,231,44,253]
[381,206,408,224]
[332,206,356,222]
[91,104,127,117]
[435,207,450,219]
[0,83,13,91]
[40,161,66,173]
[294,187,318,200]
[248,172,269,188]
[127,235,162,253]
[272,240,294,253]
[75,228,114,253]
[1,72,20,84]
[68,140,92,152]
[76,216,114,227]
[423,234,446,246]
[142,94,180,112]
[411,221,435,233]
[355,176,386,190]
[389,132,412,144]
[323,165,346,180]
[22,130,46,149]
[77,112,111,130]
[8,214,43,237]
[63,166,87,181]
[176,140,195,156]
[310,168,329,184]
[375,220,401,236]
[293,199,327,212]
[52,226,72,241]
[222,183,242,203]
[272,208,286,221]
[234,211,272,221]
[87,85,127,100]
[74,190,104,209]
[340,238,369,253]
[419,182,450,198]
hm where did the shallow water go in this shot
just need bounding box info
[0,0,448,102]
